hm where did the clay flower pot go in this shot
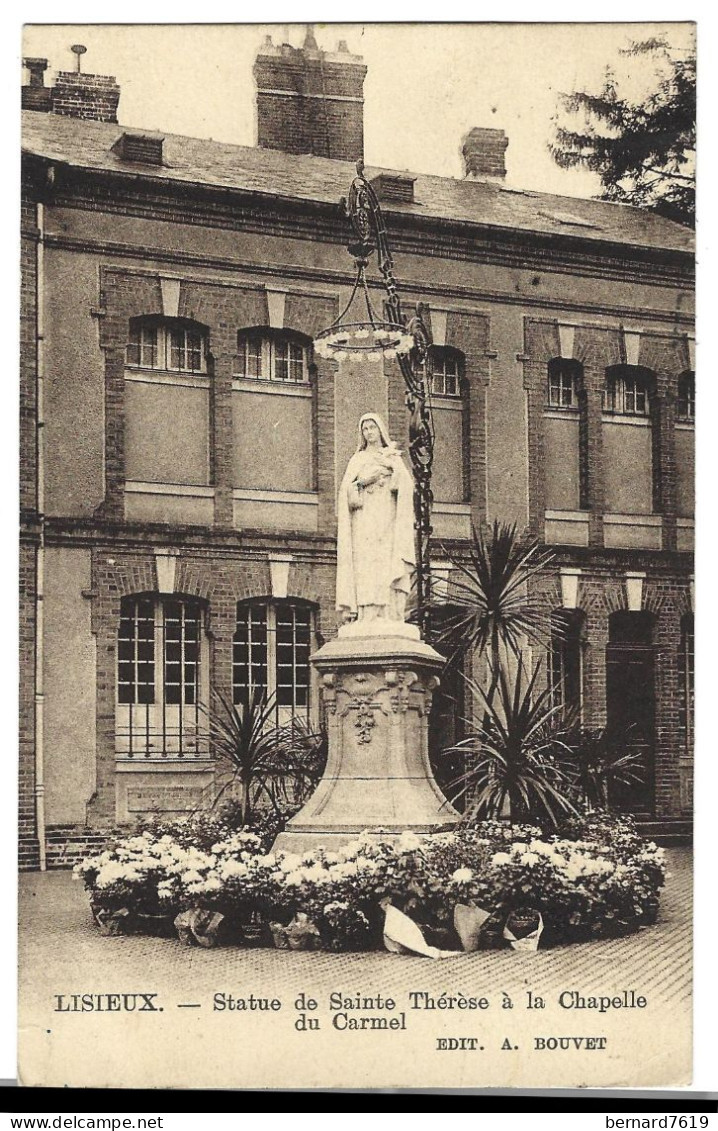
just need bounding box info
[503,908,545,952]
[284,912,322,951]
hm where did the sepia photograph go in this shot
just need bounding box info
[17,20,696,1091]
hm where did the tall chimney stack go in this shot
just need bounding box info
[254,27,367,162]
[462,127,509,182]
[22,58,52,111]
[22,46,120,123]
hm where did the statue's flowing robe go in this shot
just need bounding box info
[336,415,416,617]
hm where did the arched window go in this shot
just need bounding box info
[426,347,468,503]
[233,600,314,723]
[126,316,207,374]
[547,610,584,719]
[678,613,694,755]
[232,329,315,496]
[677,372,695,420]
[235,329,310,384]
[544,359,585,512]
[547,358,581,409]
[116,594,208,759]
[602,365,656,517]
[603,365,653,416]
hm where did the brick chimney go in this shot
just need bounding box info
[462,127,509,182]
[52,70,120,123]
[254,27,366,162]
[22,47,120,123]
[22,58,52,111]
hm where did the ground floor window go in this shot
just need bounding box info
[115,595,208,759]
[678,613,694,755]
[547,610,584,720]
[233,600,313,725]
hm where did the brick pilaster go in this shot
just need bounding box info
[315,357,337,535]
[652,374,678,551]
[211,342,235,529]
[582,594,609,730]
[524,359,547,539]
[582,364,606,548]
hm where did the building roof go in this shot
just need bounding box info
[22,110,694,256]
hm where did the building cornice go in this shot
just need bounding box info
[42,516,339,561]
[23,154,694,291]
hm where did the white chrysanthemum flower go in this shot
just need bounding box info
[397,831,422,852]
[451,867,473,883]
[278,853,303,873]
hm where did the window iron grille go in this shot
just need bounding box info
[116,596,207,759]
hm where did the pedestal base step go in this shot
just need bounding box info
[273,823,456,856]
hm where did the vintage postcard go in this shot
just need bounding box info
[18,21,696,1090]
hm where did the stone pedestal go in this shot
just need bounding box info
[273,626,460,853]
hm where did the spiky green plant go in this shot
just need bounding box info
[443,659,578,827]
[563,725,646,811]
[200,688,327,825]
[430,521,555,711]
[200,687,288,825]
[266,715,328,811]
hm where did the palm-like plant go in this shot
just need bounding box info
[201,687,284,825]
[444,659,578,827]
[563,725,646,811]
[267,715,328,811]
[200,688,327,826]
[431,521,555,711]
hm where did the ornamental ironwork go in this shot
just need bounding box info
[315,161,435,638]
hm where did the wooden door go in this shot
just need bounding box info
[605,644,655,814]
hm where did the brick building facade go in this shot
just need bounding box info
[20,33,694,869]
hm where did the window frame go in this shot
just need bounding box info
[677,372,695,421]
[547,611,584,722]
[233,599,315,724]
[427,346,463,399]
[602,366,652,417]
[126,317,208,375]
[678,614,694,755]
[116,594,209,760]
[547,358,581,410]
[235,330,311,385]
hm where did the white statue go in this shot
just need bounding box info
[336,413,416,626]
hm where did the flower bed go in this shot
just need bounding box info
[75,812,666,952]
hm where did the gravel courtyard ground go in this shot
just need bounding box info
[17,848,692,1090]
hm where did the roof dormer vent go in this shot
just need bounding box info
[112,130,164,165]
[370,172,416,204]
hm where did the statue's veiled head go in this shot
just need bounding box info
[357,413,391,450]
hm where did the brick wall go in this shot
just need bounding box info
[529,564,692,818]
[254,47,366,161]
[85,545,337,828]
[524,319,694,549]
[20,191,39,869]
[51,72,120,123]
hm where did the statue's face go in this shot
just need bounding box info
[362,419,381,445]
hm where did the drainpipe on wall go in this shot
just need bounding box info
[35,200,46,871]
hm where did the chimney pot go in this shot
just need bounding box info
[462,126,509,182]
[255,31,366,162]
[337,40,348,52]
[22,57,53,111]
[23,57,48,86]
